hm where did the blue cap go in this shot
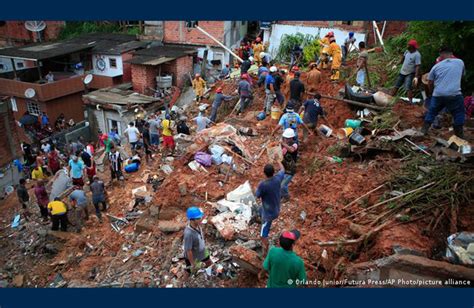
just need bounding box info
[187,207,204,220]
[349,32,354,37]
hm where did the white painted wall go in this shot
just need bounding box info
[0,57,30,73]
[267,24,366,58]
[91,107,133,138]
[91,54,123,77]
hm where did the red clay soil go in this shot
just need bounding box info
[0,66,462,288]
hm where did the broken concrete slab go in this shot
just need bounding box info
[158,220,185,233]
[229,245,262,275]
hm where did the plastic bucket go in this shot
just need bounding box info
[125,162,140,173]
[336,127,354,139]
[271,106,282,120]
[256,112,266,121]
[349,132,366,145]
[319,124,333,137]
[345,119,362,129]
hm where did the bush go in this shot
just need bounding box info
[276,33,315,64]
[59,21,121,40]
[303,39,321,65]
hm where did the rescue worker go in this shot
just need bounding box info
[262,230,306,288]
[299,93,325,142]
[264,66,278,114]
[238,74,253,114]
[356,41,369,86]
[48,197,68,231]
[305,63,321,94]
[183,206,212,274]
[421,47,466,138]
[342,32,356,65]
[391,39,422,104]
[271,102,312,142]
[192,73,207,103]
[318,32,334,70]
[329,37,342,82]
[241,56,253,74]
[280,128,298,202]
[289,71,305,110]
[253,37,265,65]
[210,87,234,123]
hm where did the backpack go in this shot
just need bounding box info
[285,112,298,130]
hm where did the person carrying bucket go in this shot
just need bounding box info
[271,102,313,143]
[298,92,326,142]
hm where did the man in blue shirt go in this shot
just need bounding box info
[68,155,85,187]
[69,186,89,232]
[422,47,466,138]
[255,163,285,256]
[299,93,326,141]
[41,112,49,128]
[257,64,269,87]
[264,66,278,114]
[271,103,312,142]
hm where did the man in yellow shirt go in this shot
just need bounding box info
[328,37,342,81]
[31,166,45,180]
[48,198,68,231]
[161,114,175,158]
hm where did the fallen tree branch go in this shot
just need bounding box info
[320,95,389,111]
[343,184,386,209]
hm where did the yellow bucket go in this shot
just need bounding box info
[271,106,282,120]
[336,127,354,139]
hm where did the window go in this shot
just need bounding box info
[107,119,122,135]
[109,58,117,68]
[26,101,41,116]
[342,21,353,25]
[16,62,24,69]
[185,21,198,28]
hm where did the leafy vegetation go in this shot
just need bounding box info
[58,21,140,40]
[276,33,317,66]
[302,39,321,65]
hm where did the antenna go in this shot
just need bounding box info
[25,21,46,42]
[24,88,36,99]
[83,74,93,85]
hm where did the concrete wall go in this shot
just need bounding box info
[92,54,124,77]
[267,23,367,58]
[89,107,133,137]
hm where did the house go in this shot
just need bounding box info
[0,33,147,125]
[0,97,22,195]
[162,21,248,69]
[263,21,408,56]
[82,83,180,136]
[128,45,196,93]
[0,21,64,47]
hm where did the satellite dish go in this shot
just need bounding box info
[25,21,46,32]
[24,88,36,98]
[83,74,93,85]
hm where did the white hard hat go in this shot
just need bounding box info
[270,66,278,73]
[248,56,254,62]
[260,52,266,58]
[282,128,296,138]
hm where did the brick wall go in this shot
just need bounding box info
[131,64,158,94]
[0,101,20,166]
[0,21,64,47]
[163,21,225,47]
[174,56,193,88]
[367,21,408,46]
[122,51,134,82]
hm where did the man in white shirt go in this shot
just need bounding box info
[124,122,141,150]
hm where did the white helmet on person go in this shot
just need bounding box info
[248,56,254,62]
[282,128,296,138]
[260,52,266,58]
[270,66,278,73]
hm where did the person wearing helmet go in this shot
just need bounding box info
[391,39,422,104]
[280,128,298,202]
[238,74,253,114]
[299,92,325,142]
[192,73,207,103]
[262,230,306,287]
[305,62,321,94]
[261,52,272,66]
[183,207,212,273]
[255,163,285,256]
[253,37,264,65]
[271,102,312,142]
[264,66,278,114]
[210,87,235,123]
[290,45,303,69]
[240,56,252,74]
[329,37,342,81]
[318,32,334,70]
[342,32,356,65]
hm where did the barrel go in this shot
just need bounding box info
[124,162,140,173]
[336,127,354,139]
[271,106,282,120]
[344,119,362,129]
[156,75,172,89]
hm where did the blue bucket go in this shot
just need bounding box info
[125,162,140,173]
[256,112,266,121]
